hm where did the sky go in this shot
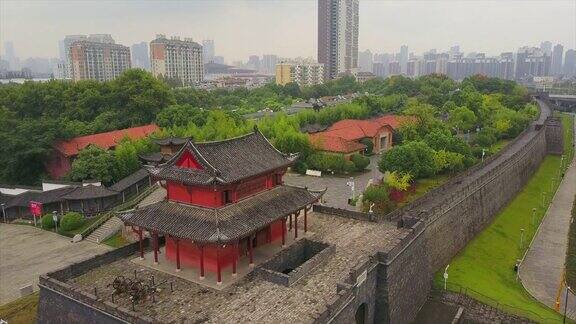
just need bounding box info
[1,0,575,63]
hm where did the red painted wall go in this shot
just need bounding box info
[167,181,223,207]
[165,236,236,272]
[176,151,203,169]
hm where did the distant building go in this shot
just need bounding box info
[399,45,408,73]
[150,34,204,85]
[69,36,131,82]
[318,0,359,80]
[261,54,278,75]
[358,49,373,72]
[388,61,401,76]
[540,41,552,55]
[275,61,324,86]
[551,44,564,76]
[354,71,376,83]
[515,47,551,80]
[372,62,386,78]
[131,42,150,70]
[202,40,215,63]
[213,56,225,64]
[564,49,576,77]
[247,55,260,71]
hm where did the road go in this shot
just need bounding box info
[284,154,383,210]
[0,224,110,305]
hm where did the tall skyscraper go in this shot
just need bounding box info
[540,41,552,55]
[358,49,373,72]
[202,40,215,63]
[564,49,576,77]
[247,55,260,71]
[399,45,408,74]
[60,35,89,79]
[317,0,359,80]
[262,54,278,75]
[131,42,150,71]
[551,44,564,76]
[69,37,131,81]
[3,41,16,69]
[150,35,204,85]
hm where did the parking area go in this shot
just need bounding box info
[0,224,111,304]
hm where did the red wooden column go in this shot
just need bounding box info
[199,245,205,279]
[289,214,292,231]
[294,213,299,239]
[281,217,286,246]
[138,228,144,259]
[304,207,308,233]
[216,245,222,285]
[175,239,181,272]
[232,241,238,276]
[153,232,159,264]
[248,235,254,267]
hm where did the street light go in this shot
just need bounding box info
[52,211,58,233]
[443,264,450,290]
[520,228,525,250]
[542,191,547,208]
[532,208,537,227]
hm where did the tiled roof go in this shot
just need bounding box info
[120,185,325,243]
[151,130,296,186]
[373,115,412,130]
[154,137,189,146]
[62,185,118,200]
[54,124,160,157]
[110,169,150,192]
[6,187,76,208]
[309,133,366,153]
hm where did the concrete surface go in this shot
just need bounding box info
[0,224,111,305]
[519,116,576,320]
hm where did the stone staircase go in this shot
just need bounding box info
[85,216,124,244]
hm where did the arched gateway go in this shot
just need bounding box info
[120,128,324,285]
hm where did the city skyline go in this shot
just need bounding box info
[1,0,574,63]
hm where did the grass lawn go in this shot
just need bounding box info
[433,114,574,323]
[399,174,450,207]
[0,292,39,324]
[102,231,130,248]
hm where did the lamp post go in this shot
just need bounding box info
[520,228,525,250]
[542,191,547,208]
[1,203,6,223]
[443,264,450,290]
[532,208,537,227]
[481,149,486,163]
[52,211,58,233]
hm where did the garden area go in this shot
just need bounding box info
[432,113,574,322]
[14,211,94,238]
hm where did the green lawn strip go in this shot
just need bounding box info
[0,292,38,324]
[102,231,129,248]
[433,114,575,322]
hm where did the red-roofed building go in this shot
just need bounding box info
[309,115,409,158]
[46,124,160,179]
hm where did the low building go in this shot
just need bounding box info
[46,124,159,179]
[309,115,407,158]
[355,71,376,83]
[275,62,324,86]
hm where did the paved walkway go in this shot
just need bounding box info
[284,154,382,210]
[519,115,576,319]
[0,224,110,305]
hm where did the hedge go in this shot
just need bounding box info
[60,212,85,232]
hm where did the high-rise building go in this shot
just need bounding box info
[399,45,408,74]
[358,49,373,72]
[262,54,278,75]
[564,49,576,77]
[515,47,551,80]
[213,56,225,65]
[131,42,150,71]
[69,36,131,82]
[540,41,552,55]
[318,0,359,80]
[551,44,564,76]
[4,41,16,69]
[372,62,386,78]
[388,61,401,76]
[202,40,215,63]
[150,35,204,85]
[247,55,260,71]
[60,35,93,79]
[275,61,324,86]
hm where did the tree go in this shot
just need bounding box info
[362,184,395,214]
[448,106,477,132]
[156,104,208,128]
[67,145,118,185]
[383,171,413,191]
[350,154,370,171]
[379,141,436,179]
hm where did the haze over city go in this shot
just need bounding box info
[1,0,575,61]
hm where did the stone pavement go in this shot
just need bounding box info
[0,224,110,305]
[284,154,383,210]
[519,116,576,320]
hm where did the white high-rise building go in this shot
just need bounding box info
[202,40,215,63]
[150,35,204,85]
[318,0,359,80]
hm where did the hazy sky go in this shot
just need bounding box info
[1,0,575,62]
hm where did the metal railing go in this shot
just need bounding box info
[79,184,159,240]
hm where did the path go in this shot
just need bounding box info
[284,154,382,210]
[519,114,576,319]
[0,224,110,305]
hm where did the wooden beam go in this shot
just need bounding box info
[294,213,298,239]
[175,239,181,272]
[138,228,144,260]
[216,245,222,285]
[304,207,308,233]
[232,242,238,276]
[249,235,254,266]
[281,217,286,246]
[153,232,159,264]
[200,245,205,279]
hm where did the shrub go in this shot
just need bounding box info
[350,154,370,171]
[472,127,498,147]
[362,184,395,214]
[306,153,348,174]
[60,212,85,232]
[292,159,308,174]
[378,141,436,179]
[41,214,55,229]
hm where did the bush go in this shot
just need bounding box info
[292,159,308,174]
[41,214,55,229]
[306,153,348,174]
[60,212,85,232]
[362,184,395,214]
[351,154,370,171]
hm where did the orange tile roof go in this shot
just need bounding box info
[54,124,160,157]
[309,133,366,153]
